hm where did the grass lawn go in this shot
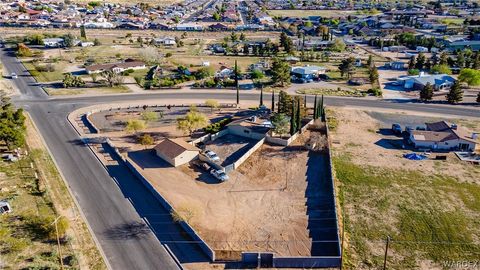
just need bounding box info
[45,85,130,96]
[267,9,355,18]
[334,154,480,269]
[440,18,465,26]
[22,60,65,82]
[296,88,365,97]
[128,68,149,78]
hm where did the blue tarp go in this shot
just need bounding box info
[403,153,428,160]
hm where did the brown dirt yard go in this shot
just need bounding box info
[126,131,328,258]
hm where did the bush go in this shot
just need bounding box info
[204,118,232,134]
[165,52,172,57]
[367,87,382,96]
[408,69,420,75]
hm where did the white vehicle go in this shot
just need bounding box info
[11,73,18,79]
[204,150,220,161]
[210,169,229,182]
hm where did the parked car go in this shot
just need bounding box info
[194,161,210,171]
[404,126,414,134]
[318,74,330,81]
[210,169,229,182]
[204,150,220,161]
[391,123,402,134]
[416,126,426,131]
[11,73,17,79]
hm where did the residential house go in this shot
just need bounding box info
[154,138,200,167]
[85,59,146,74]
[447,40,480,51]
[291,65,326,80]
[226,116,272,140]
[153,37,176,46]
[410,121,478,151]
[43,38,64,48]
[398,73,455,91]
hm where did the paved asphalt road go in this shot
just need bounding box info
[2,47,480,270]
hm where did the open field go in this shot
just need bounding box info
[330,108,480,269]
[45,86,130,96]
[267,9,356,18]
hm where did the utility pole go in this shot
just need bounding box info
[259,83,263,106]
[52,216,64,270]
[383,236,390,270]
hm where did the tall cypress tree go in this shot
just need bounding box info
[313,95,318,119]
[290,102,296,135]
[271,90,275,111]
[260,84,264,106]
[235,60,239,105]
[319,95,324,121]
[296,98,301,133]
[304,95,307,108]
[446,80,463,104]
[80,25,87,39]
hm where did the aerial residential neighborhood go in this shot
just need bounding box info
[0,0,479,270]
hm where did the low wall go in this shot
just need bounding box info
[103,141,216,262]
[273,256,341,268]
[266,119,314,146]
[232,138,265,170]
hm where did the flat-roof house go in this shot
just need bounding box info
[410,121,478,151]
[85,59,146,74]
[226,116,272,140]
[154,138,200,167]
[447,40,480,51]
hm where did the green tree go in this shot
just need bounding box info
[280,32,294,54]
[16,43,32,57]
[176,109,209,135]
[125,119,146,134]
[458,68,480,86]
[0,103,26,149]
[101,70,123,87]
[338,57,356,79]
[408,56,416,70]
[271,58,291,86]
[234,60,239,104]
[138,133,154,146]
[415,52,426,69]
[80,25,87,39]
[366,55,373,68]
[141,111,160,123]
[446,80,463,104]
[289,102,296,135]
[277,90,293,115]
[331,38,346,52]
[62,33,76,47]
[62,73,85,88]
[271,90,275,111]
[420,82,434,101]
[369,66,379,84]
[271,113,289,138]
[430,64,452,75]
[295,98,301,133]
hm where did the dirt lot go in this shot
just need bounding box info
[330,108,480,269]
[127,130,331,257]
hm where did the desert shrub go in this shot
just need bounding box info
[204,118,232,134]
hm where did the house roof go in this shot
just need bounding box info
[409,74,455,86]
[291,65,326,75]
[154,138,199,159]
[413,121,478,144]
[86,60,145,72]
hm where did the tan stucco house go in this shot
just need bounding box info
[154,138,200,167]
